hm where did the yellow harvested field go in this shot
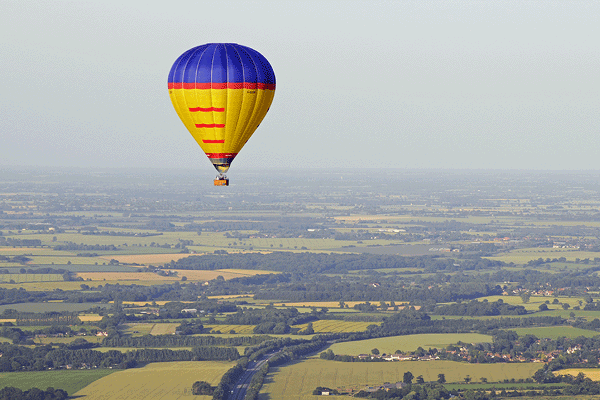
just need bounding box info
[204,324,256,334]
[556,369,600,381]
[78,314,103,322]
[76,269,276,282]
[293,320,380,333]
[74,361,235,400]
[0,319,16,323]
[104,253,199,264]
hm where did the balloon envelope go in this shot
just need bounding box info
[168,43,276,174]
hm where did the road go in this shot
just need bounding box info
[229,352,278,400]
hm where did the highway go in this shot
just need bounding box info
[229,352,278,400]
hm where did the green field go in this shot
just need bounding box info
[475,295,586,311]
[73,361,235,400]
[0,302,109,313]
[508,326,600,339]
[259,358,541,399]
[0,273,63,283]
[36,335,105,345]
[0,369,116,394]
[325,333,492,355]
[8,230,369,253]
[293,320,379,333]
[430,308,600,321]
[487,248,600,265]
[121,323,180,336]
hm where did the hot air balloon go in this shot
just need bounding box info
[168,43,276,186]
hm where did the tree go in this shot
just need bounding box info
[437,374,446,384]
[192,380,214,395]
[416,375,424,384]
[562,303,570,310]
[520,291,531,304]
[539,303,549,311]
[304,322,314,335]
[403,371,414,384]
[480,377,488,383]
[371,348,380,355]
[464,375,471,384]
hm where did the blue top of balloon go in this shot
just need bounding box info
[168,43,275,86]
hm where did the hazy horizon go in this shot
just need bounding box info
[2,0,599,171]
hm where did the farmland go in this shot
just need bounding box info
[556,369,600,381]
[203,324,256,334]
[259,358,541,399]
[0,369,116,394]
[292,320,380,333]
[75,268,276,282]
[6,169,600,398]
[508,326,600,339]
[73,361,235,400]
[325,333,492,355]
[0,273,63,283]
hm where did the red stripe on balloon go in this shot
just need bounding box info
[206,153,237,158]
[169,82,275,90]
[189,107,225,112]
[202,140,225,143]
[195,124,225,128]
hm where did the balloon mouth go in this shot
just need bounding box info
[206,153,237,175]
[214,164,230,174]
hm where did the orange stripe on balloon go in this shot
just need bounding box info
[195,124,225,128]
[202,140,225,143]
[189,107,225,112]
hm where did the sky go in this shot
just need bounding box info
[1,0,599,172]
